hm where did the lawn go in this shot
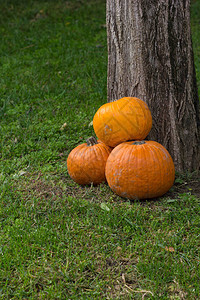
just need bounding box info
[0,0,200,299]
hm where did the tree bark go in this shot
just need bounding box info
[106,0,200,172]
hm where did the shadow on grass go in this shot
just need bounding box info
[14,170,200,206]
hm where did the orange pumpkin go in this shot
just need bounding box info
[67,137,111,185]
[97,139,114,151]
[105,140,175,199]
[93,97,152,147]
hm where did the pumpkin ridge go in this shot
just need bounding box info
[127,143,138,197]
[130,98,143,138]
[123,98,149,136]
[142,143,150,198]
[69,145,84,170]
[106,144,123,190]
[89,146,99,182]
[135,98,149,138]
[98,143,110,159]
[122,144,136,193]
[69,145,90,182]
[146,142,163,197]
[118,144,131,190]
[119,98,141,134]
[146,142,174,196]
[124,143,147,198]
[158,144,171,194]
[76,145,92,180]
[133,142,147,197]
[102,104,113,145]
[137,98,152,138]
[153,143,167,194]
[157,143,175,191]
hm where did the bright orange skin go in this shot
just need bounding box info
[93,97,152,147]
[105,141,175,199]
[67,141,111,185]
[97,139,114,151]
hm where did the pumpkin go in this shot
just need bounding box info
[97,139,114,151]
[93,97,152,147]
[105,140,175,199]
[67,136,111,185]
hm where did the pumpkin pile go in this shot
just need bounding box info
[67,97,175,200]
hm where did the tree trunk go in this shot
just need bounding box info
[106,0,200,172]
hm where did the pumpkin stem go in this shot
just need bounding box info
[132,140,146,145]
[86,136,98,146]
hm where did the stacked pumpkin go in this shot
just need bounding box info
[67,97,175,199]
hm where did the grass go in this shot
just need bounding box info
[0,0,200,298]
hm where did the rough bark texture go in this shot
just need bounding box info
[107,0,200,172]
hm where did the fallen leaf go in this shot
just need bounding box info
[116,246,122,251]
[122,273,126,284]
[13,170,27,178]
[60,123,67,130]
[100,203,110,212]
[165,246,175,252]
[88,121,93,127]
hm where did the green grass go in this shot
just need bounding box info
[0,0,200,298]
